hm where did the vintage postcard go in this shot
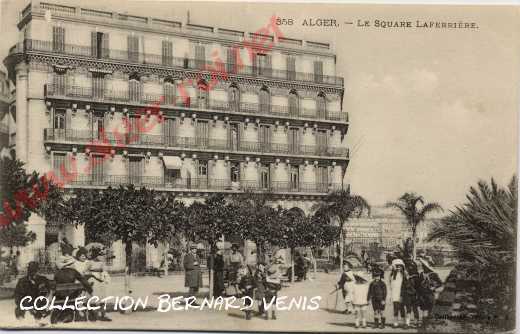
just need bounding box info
[0,0,517,333]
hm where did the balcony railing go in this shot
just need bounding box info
[22,39,344,86]
[44,84,348,122]
[43,128,350,158]
[69,174,342,194]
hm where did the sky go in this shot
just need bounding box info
[0,1,518,211]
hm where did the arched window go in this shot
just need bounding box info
[259,86,270,113]
[197,80,208,109]
[288,90,299,116]
[317,92,327,119]
[228,84,240,112]
[163,77,175,105]
[129,73,141,102]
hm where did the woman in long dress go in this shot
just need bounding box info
[337,260,355,314]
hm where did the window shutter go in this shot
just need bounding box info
[53,27,65,52]
[251,53,257,75]
[287,57,296,80]
[128,35,139,62]
[162,40,173,66]
[195,44,205,69]
[91,32,97,57]
[314,60,323,83]
[226,47,235,73]
[265,55,272,76]
[102,33,110,58]
[238,123,244,150]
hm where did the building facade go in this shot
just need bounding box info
[4,1,348,270]
[0,70,14,153]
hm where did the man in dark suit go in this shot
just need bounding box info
[14,262,51,322]
[184,245,202,296]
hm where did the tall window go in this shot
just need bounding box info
[314,60,323,83]
[229,123,239,151]
[54,109,66,140]
[163,118,175,147]
[287,56,296,80]
[260,164,270,190]
[127,35,139,62]
[257,54,271,76]
[52,153,67,174]
[129,73,141,103]
[54,71,66,95]
[316,166,328,192]
[163,78,175,105]
[165,168,180,185]
[91,32,109,59]
[52,26,65,52]
[258,125,271,152]
[226,47,238,74]
[91,155,104,185]
[288,91,299,116]
[92,112,104,141]
[316,130,328,153]
[197,81,208,109]
[288,128,299,154]
[317,93,326,119]
[230,162,240,183]
[128,157,143,185]
[228,85,240,112]
[127,115,140,144]
[92,73,105,100]
[196,120,209,148]
[259,87,270,113]
[290,166,299,191]
[162,40,173,66]
[194,44,206,69]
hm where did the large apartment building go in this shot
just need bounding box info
[4,1,348,269]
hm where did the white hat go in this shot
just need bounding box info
[392,258,405,267]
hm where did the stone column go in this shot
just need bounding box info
[15,62,28,162]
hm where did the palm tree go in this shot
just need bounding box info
[427,177,516,325]
[386,193,442,260]
[312,189,370,273]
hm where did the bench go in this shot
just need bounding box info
[50,281,90,323]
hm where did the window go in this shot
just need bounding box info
[91,32,109,59]
[197,81,208,109]
[287,56,296,80]
[127,35,139,62]
[165,169,181,184]
[288,91,299,116]
[91,155,104,185]
[258,125,271,151]
[92,73,105,100]
[228,85,240,112]
[52,26,65,52]
[259,87,270,113]
[290,166,299,190]
[162,40,173,66]
[129,73,141,102]
[316,166,328,192]
[317,93,326,119]
[128,157,143,184]
[163,78,175,105]
[257,54,271,76]
[230,162,240,183]
[226,47,238,74]
[196,120,209,148]
[229,123,239,151]
[198,160,208,176]
[163,118,175,146]
[314,60,323,83]
[127,115,140,144]
[52,153,66,174]
[316,130,328,152]
[260,164,270,190]
[92,112,104,140]
[53,71,66,95]
[194,44,205,69]
[54,109,66,129]
[288,128,299,154]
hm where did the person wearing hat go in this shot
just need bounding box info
[263,265,282,320]
[417,259,442,324]
[238,265,255,320]
[337,260,355,314]
[14,261,51,323]
[73,247,91,276]
[368,267,387,329]
[390,258,406,328]
[351,272,370,328]
[212,244,226,298]
[228,244,244,293]
[56,238,76,270]
[184,245,203,299]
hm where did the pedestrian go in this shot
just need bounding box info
[351,272,370,328]
[87,247,111,322]
[14,262,51,326]
[294,251,305,281]
[213,245,225,298]
[73,247,91,276]
[56,238,76,270]
[417,259,442,325]
[253,262,267,316]
[228,244,244,294]
[238,265,255,320]
[183,245,203,301]
[390,258,405,328]
[400,270,417,329]
[337,260,355,314]
[368,267,387,329]
[263,265,282,320]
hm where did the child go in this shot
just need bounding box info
[351,272,370,328]
[253,263,267,315]
[337,260,355,314]
[88,247,112,321]
[368,268,387,329]
[238,266,255,320]
[390,259,405,328]
[400,271,417,329]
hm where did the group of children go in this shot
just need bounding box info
[338,258,440,329]
[236,262,282,320]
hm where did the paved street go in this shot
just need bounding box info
[0,269,454,332]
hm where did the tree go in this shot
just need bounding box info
[64,185,182,295]
[312,189,371,272]
[0,223,36,256]
[386,193,442,260]
[427,177,516,327]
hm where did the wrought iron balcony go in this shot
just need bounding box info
[68,174,342,194]
[44,84,348,122]
[43,128,350,158]
[22,39,344,86]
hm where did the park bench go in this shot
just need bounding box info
[49,281,90,323]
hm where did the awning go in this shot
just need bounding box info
[163,156,182,170]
